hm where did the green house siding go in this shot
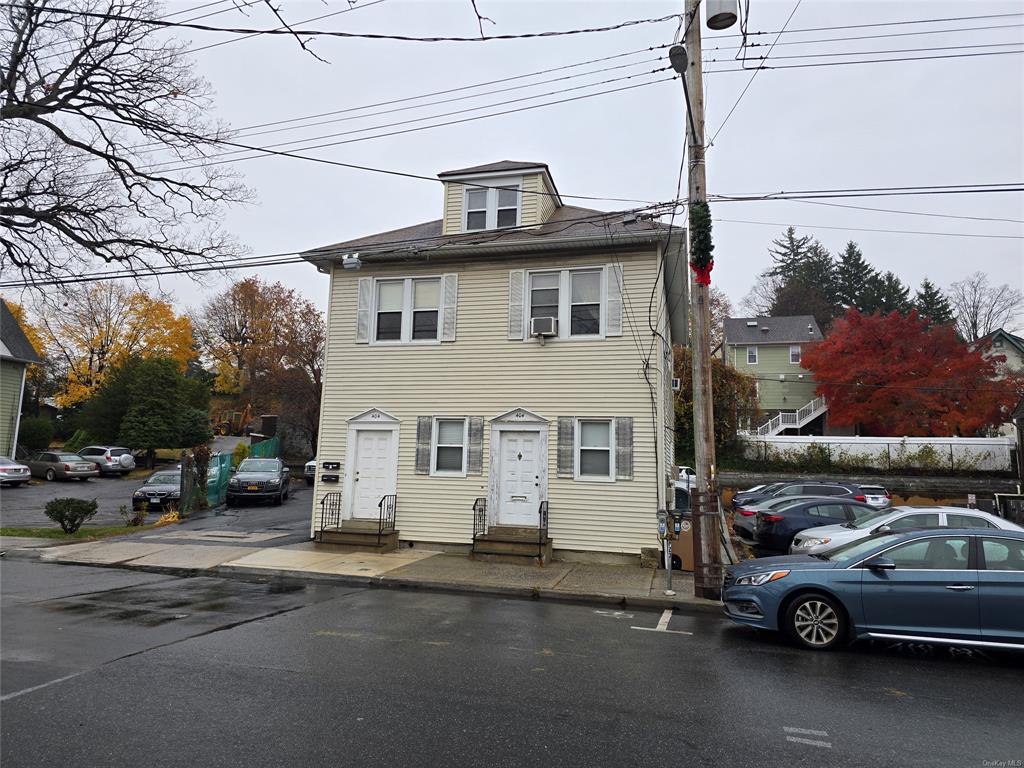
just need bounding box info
[729,343,817,412]
[0,359,26,458]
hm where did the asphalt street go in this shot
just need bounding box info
[1,559,1020,768]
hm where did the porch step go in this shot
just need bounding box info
[318,528,399,552]
[472,533,553,565]
[488,526,541,538]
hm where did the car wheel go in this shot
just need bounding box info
[45,468,56,481]
[273,490,283,506]
[784,593,847,651]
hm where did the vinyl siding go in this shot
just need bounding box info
[729,343,817,412]
[442,172,544,234]
[0,360,26,458]
[442,181,461,235]
[538,173,557,224]
[313,249,667,554]
[519,173,542,226]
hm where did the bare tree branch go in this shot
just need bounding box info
[1,0,251,288]
[948,271,1024,341]
[258,0,329,63]
[469,0,494,39]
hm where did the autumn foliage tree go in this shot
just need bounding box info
[34,282,194,406]
[801,309,1023,437]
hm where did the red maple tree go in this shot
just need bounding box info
[801,309,1023,436]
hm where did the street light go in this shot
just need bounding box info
[706,0,739,30]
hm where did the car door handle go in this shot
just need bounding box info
[945,585,975,591]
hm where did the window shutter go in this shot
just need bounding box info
[415,417,432,475]
[441,273,458,342]
[355,277,373,343]
[615,417,633,480]
[557,417,574,478]
[467,416,484,474]
[508,269,525,339]
[606,263,623,337]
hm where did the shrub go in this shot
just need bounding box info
[17,416,53,451]
[44,498,98,534]
[118,503,148,527]
[232,441,250,467]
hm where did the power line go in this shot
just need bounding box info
[7,5,682,43]
[743,375,1018,396]
[780,199,1024,226]
[704,48,1024,73]
[704,11,1024,39]
[715,217,1024,239]
[708,0,803,147]
[731,21,1024,50]
[706,40,1024,65]
[710,184,1024,201]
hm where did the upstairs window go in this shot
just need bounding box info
[526,268,604,339]
[530,272,560,324]
[746,346,758,364]
[789,345,801,364]
[570,271,601,335]
[374,278,441,343]
[463,179,521,231]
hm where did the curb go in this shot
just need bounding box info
[20,553,724,614]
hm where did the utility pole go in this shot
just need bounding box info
[679,0,724,600]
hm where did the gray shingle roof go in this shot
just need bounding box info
[437,160,548,177]
[0,300,42,363]
[724,315,823,345]
[303,205,677,259]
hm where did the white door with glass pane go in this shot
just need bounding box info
[351,430,395,519]
[497,430,542,526]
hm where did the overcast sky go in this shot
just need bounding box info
[24,0,1024,316]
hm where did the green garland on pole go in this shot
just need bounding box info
[689,201,714,285]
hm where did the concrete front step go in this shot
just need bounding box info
[472,534,553,565]
[319,528,399,552]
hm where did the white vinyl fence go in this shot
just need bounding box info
[742,435,1015,472]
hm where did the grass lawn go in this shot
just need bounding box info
[0,520,173,541]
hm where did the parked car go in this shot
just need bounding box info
[736,481,890,511]
[27,451,99,481]
[78,445,136,476]
[754,498,879,554]
[304,458,317,486]
[227,458,291,506]
[723,529,1024,651]
[0,456,31,486]
[676,465,697,490]
[733,495,840,545]
[132,471,181,512]
[790,506,1023,554]
[731,482,785,510]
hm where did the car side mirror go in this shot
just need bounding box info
[865,556,896,570]
[230,467,236,474]
[282,467,290,474]
[873,524,892,534]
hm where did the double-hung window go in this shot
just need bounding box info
[576,419,614,480]
[789,345,801,364]
[746,346,758,364]
[374,278,441,343]
[463,180,521,231]
[527,268,604,339]
[432,418,467,475]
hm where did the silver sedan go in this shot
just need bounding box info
[27,451,100,481]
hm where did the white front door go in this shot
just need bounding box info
[497,430,542,526]
[351,430,395,519]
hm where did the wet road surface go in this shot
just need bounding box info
[2,559,1021,767]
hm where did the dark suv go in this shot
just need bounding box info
[227,458,291,506]
[736,481,890,510]
[753,498,878,554]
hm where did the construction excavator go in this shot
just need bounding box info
[213,403,254,436]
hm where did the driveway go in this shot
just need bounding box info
[0,473,313,534]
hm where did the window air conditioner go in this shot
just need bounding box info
[530,316,557,338]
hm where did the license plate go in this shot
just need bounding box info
[247,485,259,491]
[76,464,92,471]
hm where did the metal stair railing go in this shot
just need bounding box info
[318,491,343,543]
[377,494,397,546]
[755,396,828,436]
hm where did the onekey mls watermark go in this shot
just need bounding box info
[982,760,1022,767]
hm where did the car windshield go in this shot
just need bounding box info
[147,473,180,485]
[58,454,85,461]
[238,459,278,472]
[847,509,897,529]
[824,534,905,562]
[0,457,17,466]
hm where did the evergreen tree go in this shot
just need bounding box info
[834,241,878,310]
[874,271,912,315]
[767,227,815,282]
[119,359,183,468]
[914,278,955,326]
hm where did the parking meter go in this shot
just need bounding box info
[670,510,683,536]
[656,510,669,540]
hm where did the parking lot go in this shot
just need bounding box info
[0,471,313,531]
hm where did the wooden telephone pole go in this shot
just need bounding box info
[682,0,723,600]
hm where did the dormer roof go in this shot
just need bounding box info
[438,160,548,177]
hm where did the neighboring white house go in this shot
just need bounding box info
[301,160,687,561]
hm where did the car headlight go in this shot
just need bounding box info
[802,538,830,547]
[734,570,790,586]
[266,478,280,487]
[133,490,145,498]
[168,491,180,498]
[228,478,239,486]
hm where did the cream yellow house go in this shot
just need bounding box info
[302,161,687,561]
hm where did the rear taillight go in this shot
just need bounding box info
[761,514,784,523]
[105,454,112,461]
[737,508,755,516]
[885,491,892,499]
[64,463,71,471]
[854,495,866,502]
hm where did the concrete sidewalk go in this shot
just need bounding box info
[6,535,720,612]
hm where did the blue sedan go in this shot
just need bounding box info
[723,529,1024,651]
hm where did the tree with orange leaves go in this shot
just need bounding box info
[801,309,1023,437]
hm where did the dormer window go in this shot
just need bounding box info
[463,178,521,231]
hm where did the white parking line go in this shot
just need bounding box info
[783,726,832,748]
[630,609,694,636]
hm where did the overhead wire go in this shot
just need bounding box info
[703,11,1024,39]
[706,39,1024,64]
[714,218,1024,239]
[704,48,1024,73]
